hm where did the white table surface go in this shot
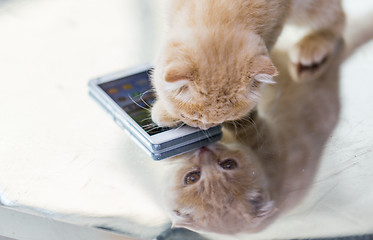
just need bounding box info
[0,0,372,239]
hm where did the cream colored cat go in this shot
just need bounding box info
[161,39,345,234]
[151,0,345,129]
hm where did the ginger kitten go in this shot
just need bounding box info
[161,39,345,234]
[151,0,345,129]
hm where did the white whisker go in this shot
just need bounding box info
[128,94,150,111]
[140,89,155,109]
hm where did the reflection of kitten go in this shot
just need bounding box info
[161,39,345,234]
[163,130,277,234]
[151,0,345,129]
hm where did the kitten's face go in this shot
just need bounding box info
[163,142,275,234]
[151,30,277,129]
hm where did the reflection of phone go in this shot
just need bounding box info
[88,64,222,160]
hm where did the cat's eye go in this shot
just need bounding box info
[219,159,238,170]
[184,171,201,185]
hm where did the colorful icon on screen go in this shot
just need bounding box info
[116,96,127,102]
[122,84,133,90]
[108,88,118,94]
[136,78,148,86]
[131,91,141,98]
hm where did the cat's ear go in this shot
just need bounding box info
[247,190,275,218]
[164,64,193,83]
[171,209,194,229]
[251,55,278,84]
[171,219,192,229]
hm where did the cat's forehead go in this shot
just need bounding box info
[164,29,266,75]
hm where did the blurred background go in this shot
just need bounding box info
[0,0,373,239]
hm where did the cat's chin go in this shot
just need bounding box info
[152,103,220,129]
[178,117,219,130]
[177,109,255,130]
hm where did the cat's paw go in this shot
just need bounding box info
[289,32,338,82]
[151,100,181,128]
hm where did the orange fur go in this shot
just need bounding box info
[164,142,275,234]
[160,8,373,234]
[161,39,346,234]
[151,0,345,129]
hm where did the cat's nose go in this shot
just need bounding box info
[199,146,210,154]
[198,147,215,164]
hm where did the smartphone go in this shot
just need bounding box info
[88,64,222,160]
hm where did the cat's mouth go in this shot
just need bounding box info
[198,146,212,155]
[194,146,216,164]
[179,114,220,130]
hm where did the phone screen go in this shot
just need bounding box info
[98,70,170,136]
